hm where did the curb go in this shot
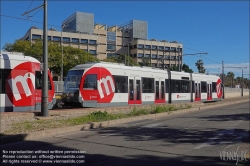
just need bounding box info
[1,97,249,144]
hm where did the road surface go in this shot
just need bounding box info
[1,101,249,166]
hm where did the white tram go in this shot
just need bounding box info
[63,62,222,107]
[0,51,56,112]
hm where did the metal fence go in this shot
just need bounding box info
[54,81,64,95]
[224,87,249,93]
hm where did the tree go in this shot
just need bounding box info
[2,40,98,79]
[169,65,178,71]
[182,63,193,73]
[102,54,138,66]
[2,43,14,52]
[138,57,151,67]
[195,59,206,73]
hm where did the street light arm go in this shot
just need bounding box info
[183,52,208,56]
[21,4,44,16]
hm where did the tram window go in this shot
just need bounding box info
[201,81,207,92]
[212,82,216,92]
[192,81,195,93]
[113,75,128,93]
[142,77,154,93]
[35,71,52,90]
[83,74,97,90]
[165,79,169,93]
[35,71,42,89]
[48,74,52,90]
[0,69,11,94]
[0,69,2,93]
[181,80,190,93]
[172,80,181,93]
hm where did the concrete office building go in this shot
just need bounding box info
[21,11,183,69]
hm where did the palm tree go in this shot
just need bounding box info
[195,59,206,73]
[227,71,235,87]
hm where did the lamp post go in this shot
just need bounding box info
[126,41,132,66]
[178,46,180,71]
[41,0,48,116]
[241,69,243,97]
[61,27,63,81]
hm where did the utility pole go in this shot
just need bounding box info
[128,42,129,66]
[122,28,126,66]
[21,0,48,116]
[241,69,243,97]
[42,0,48,116]
[222,61,224,99]
[178,46,180,71]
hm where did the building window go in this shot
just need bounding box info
[53,36,61,42]
[164,56,169,59]
[107,32,116,41]
[165,47,170,51]
[48,36,51,41]
[177,47,182,52]
[107,53,116,58]
[152,45,157,49]
[145,45,151,49]
[107,44,115,51]
[158,55,163,59]
[89,50,96,55]
[63,37,70,42]
[138,53,144,58]
[171,47,176,51]
[81,39,88,44]
[138,44,144,49]
[32,34,41,40]
[152,54,157,59]
[89,40,97,45]
[72,38,79,43]
[145,54,150,58]
[159,46,164,50]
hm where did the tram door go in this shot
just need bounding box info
[195,81,201,101]
[155,79,165,103]
[207,82,212,100]
[128,77,142,104]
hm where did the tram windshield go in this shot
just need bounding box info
[64,70,84,91]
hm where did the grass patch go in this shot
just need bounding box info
[2,104,192,135]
